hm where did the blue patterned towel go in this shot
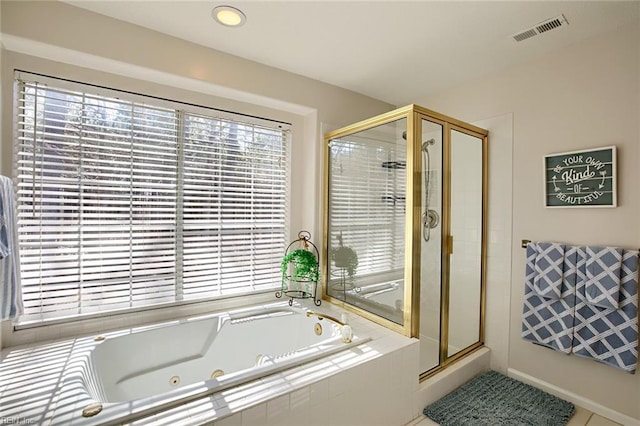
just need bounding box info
[522,243,577,354]
[533,242,565,300]
[585,246,622,309]
[572,248,638,373]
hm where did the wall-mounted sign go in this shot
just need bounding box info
[544,146,616,208]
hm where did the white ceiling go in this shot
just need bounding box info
[64,1,639,106]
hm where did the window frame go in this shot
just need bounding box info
[12,71,293,326]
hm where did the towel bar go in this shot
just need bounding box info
[521,239,639,252]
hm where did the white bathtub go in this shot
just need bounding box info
[65,304,369,425]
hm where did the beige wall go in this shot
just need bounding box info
[416,20,640,420]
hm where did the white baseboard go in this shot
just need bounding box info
[507,368,640,426]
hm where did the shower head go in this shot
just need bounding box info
[422,139,435,152]
[402,131,436,150]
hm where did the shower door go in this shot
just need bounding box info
[420,120,487,378]
[446,128,485,359]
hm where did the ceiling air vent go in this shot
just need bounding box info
[512,14,568,42]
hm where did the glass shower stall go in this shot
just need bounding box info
[323,104,488,378]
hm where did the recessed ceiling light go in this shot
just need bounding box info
[212,5,246,28]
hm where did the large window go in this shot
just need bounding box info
[14,74,290,323]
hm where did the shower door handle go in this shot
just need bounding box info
[446,235,454,255]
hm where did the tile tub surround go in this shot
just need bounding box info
[0,301,420,425]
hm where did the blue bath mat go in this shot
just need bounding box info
[423,371,575,425]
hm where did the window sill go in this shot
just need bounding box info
[4,291,277,348]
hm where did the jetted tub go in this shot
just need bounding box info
[67,304,369,425]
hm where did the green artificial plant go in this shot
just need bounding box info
[281,248,320,282]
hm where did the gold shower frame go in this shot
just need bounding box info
[322,104,488,377]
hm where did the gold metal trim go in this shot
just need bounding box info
[322,119,330,306]
[306,311,346,327]
[409,113,423,339]
[479,134,489,346]
[211,369,224,379]
[439,121,452,367]
[324,105,414,141]
[411,104,488,136]
[403,111,416,335]
[325,104,488,141]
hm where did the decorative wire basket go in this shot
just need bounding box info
[276,230,321,306]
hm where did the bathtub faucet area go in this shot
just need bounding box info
[306,311,353,343]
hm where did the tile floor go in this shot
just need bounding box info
[407,406,622,426]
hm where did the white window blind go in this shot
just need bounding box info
[15,75,289,323]
[328,135,406,279]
